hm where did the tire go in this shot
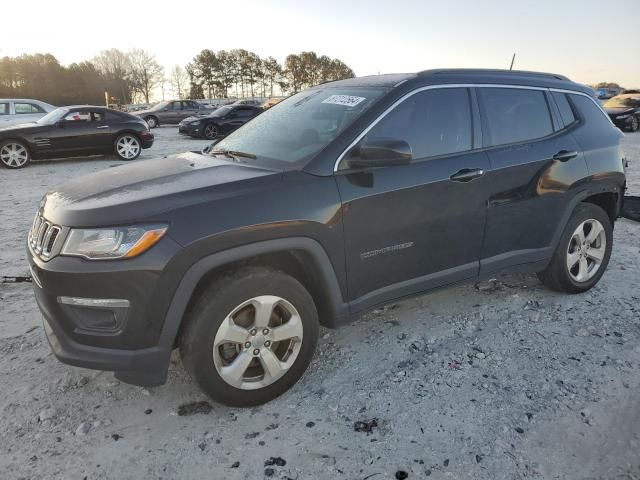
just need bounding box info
[537,203,613,294]
[627,116,639,132]
[179,267,319,407]
[145,116,159,128]
[0,139,31,169]
[203,122,219,140]
[114,133,142,161]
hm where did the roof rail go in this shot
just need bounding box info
[417,68,570,81]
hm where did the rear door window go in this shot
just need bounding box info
[364,87,473,160]
[478,88,553,146]
[569,94,614,132]
[15,102,45,114]
[552,92,577,127]
[0,103,9,115]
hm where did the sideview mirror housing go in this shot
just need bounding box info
[348,137,412,169]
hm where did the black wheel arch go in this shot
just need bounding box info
[160,238,349,352]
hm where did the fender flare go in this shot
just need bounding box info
[157,237,349,351]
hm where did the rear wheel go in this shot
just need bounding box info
[203,123,219,140]
[179,267,319,407]
[145,116,159,128]
[0,140,31,169]
[114,134,142,161]
[537,203,613,293]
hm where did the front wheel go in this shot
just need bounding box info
[627,116,639,132]
[203,123,219,140]
[0,140,31,169]
[179,267,319,407]
[537,203,613,293]
[114,134,142,161]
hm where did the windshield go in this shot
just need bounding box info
[36,108,69,125]
[603,96,640,108]
[209,106,234,118]
[212,87,386,165]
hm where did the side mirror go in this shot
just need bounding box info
[348,137,412,169]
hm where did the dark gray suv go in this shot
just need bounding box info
[28,69,626,406]
[133,100,209,128]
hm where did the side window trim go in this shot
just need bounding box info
[544,90,562,132]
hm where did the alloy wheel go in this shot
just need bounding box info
[146,117,157,128]
[566,218,606,282]
[116,136,141,160]
[212,295,304,390]
[204,124,218,139]
[0,142,29,168]
[630,116,639,132]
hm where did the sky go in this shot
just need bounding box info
[2,0,640,88]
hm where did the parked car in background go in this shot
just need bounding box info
[0,106,153,169]
[178,104,262,139]
[28,70,625,406]
[133,100,209,128]
[0,99,56,128]
[602,94,640,132]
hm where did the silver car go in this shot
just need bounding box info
[0,99,56,128]
[132,100,209,128]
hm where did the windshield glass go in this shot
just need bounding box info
[36,108,68,125]
[604,96,640,108]
[209,106,234,118]
[150,101,169,111]
[212,87,386,165]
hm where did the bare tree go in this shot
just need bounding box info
[127,49,164,103]
[169,65,189,99]
[92,48,133,103]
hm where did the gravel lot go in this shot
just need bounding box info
[1,127,639,480]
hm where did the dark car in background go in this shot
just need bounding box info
[0,106,153,169]
[178,104,262,139]
[133,100,209,128]
[602,94,640,132]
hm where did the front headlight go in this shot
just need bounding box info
[616,114,631,120]
[188,119,201,125]
[61,224,167,260]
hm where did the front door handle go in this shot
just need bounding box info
[450,168,485,182]
[553,150,578,162]
[96,125,109,129]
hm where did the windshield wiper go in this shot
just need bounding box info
[211,149,256,160]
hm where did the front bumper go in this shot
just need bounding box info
[609,115,634,130]
[178,123,202,136]
[140,131,155,149]
[28,236,183,386]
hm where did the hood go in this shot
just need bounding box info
[604,107,635,115]
[41,152,282,227]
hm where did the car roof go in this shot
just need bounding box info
[319,69,592,95]
[0,98,55,105]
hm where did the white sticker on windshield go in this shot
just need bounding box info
[321,95,366,107]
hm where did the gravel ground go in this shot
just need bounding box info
[1,127,639,480]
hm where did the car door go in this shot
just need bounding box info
[160,101,182,124]
[48,110,109,155]
[335,87,491,311]
[13,101,47,125]
[224,107,256,133]
[476,86,588,276]
[181,101,201,120]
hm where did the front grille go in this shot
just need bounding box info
[29,213,62,259]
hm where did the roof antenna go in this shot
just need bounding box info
[509,53,516,71]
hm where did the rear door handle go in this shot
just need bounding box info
[96,125,110,129]
[450,168,485,182]
[553,150,578,162]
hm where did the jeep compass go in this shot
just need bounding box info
[28,69,626,406]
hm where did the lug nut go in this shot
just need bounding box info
[244,342,251,348]
[253,349,260,356]
[264,341,271,347]
[262,328,269,335]
[250,329,257,336]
